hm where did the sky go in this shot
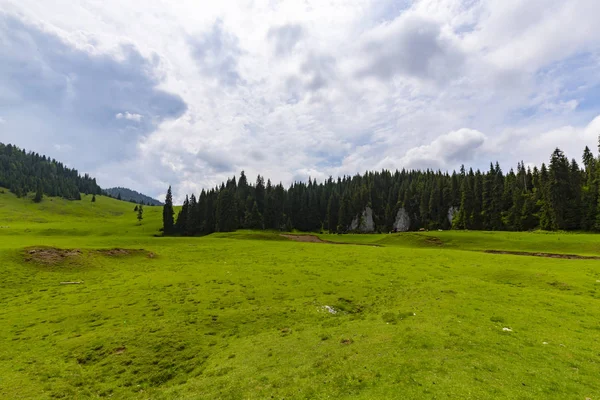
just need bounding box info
[1,0,600,202]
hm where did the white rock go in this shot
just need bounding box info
[502,327,512,332]
[350,206,375,233]
[393,208,410,232]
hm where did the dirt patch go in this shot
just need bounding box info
[95,248,152,257]
[24,247,81,265]
[113,346,127,355]
[97,248,134,256]
[281,234,327,243]
[281,234,381,247]
[424,236,443,246]
[484,250,600,260]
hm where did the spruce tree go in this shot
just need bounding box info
[92,194,96,203]
[548,148,570,230]
[326,191,340,232]
[244,201,263,229]
[33,183,43,203]
[137,204,144,223]
[162,186,175,235]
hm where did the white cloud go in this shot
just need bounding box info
[116,112,143,122]
[0,116,5,124]
[1,0,600,201]
[399,128,487,170]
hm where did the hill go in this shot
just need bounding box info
[0,142,101,199]
[104,187,163,206]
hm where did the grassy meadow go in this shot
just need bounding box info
[1,188,600,399]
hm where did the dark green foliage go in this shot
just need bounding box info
[33,183,43,203]
[244,201,263,229]
[92,194,96,203]
[137,204,143,223]
[162,186,175,235]
[104,187,163,206]
[164,140,600,235]
[0,142,100,199]
[215,180,238,232]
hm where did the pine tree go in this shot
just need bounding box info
[216,187,237,232]
[91,194,96,203]
[33,183,43,203]
[162,186,175,235]
[137,204,144,223]
[244,201,263,229]
[187,194,198,236]
[326,191,340,232]
[117,192,122,201]
[539,163,554,230]
[548,148,570,230]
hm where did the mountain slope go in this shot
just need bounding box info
[104,187,163,206]
[0,142,101,199]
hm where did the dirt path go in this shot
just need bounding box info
[485,250,600,260]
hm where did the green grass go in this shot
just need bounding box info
[1,188,600,399]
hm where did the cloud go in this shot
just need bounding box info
[399,128,487,170]
[1,0,600,202]
[358,14,465,83]
[0,13,186,172]
[189,20,244,87]
[116,112,143,121]
[0,116,5,124]
[267,24,304,56]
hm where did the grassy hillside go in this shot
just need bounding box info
[1,190,600,399]
[0,188,164,243]
[319,230,600,256]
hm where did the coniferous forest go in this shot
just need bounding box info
[0,143,101,199]
[164,142,600,235]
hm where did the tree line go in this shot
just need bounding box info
[0,143,101,200]
[163,141,600,235]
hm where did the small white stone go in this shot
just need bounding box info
[502,327,512,332]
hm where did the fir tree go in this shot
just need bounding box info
[244,201,263,229]
[92,194,96,203]
[137,204,144,223]
[162,186,175,235]
[33,183,43,203]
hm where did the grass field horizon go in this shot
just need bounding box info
[1,188,600,399]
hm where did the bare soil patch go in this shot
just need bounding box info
[281,234,326,243]
[424,236,443,246]
[24,247,81,265]
[485,250,600,260]
[95,248,153,258]
[281,234,381,247]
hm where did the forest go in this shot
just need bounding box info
[104,187,164,206]
[164,143,600,235]
[0,143,101,199]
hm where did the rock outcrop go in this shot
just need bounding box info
[447,206,459,225]
[349,206,375,232]
[393,208,410,232]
